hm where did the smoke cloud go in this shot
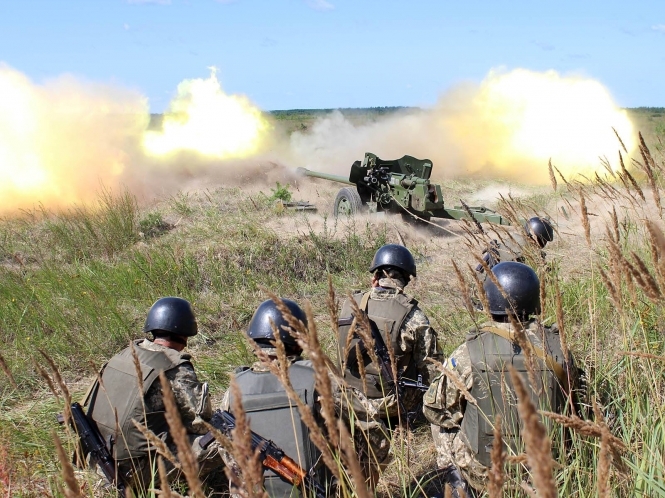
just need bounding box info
[288,68,636,183]
[0,64,637,214]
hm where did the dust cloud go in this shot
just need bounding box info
[0,64,638,214]
[288,68,636,183]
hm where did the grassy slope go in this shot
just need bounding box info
[1,111,665,497]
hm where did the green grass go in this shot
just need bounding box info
[2,125,665,496]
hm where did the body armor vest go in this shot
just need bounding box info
[461,325,568,467]
[231,361,323,498]
[87,340,189,461]
[338,291,416,398]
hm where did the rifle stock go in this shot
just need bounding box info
[58,402,128,496]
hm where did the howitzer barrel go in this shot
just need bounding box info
[296,167,354,185]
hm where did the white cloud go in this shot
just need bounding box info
[652,24,665,33]
[123,23,130,31]
[126,0,171,5]
[305,0,334,11]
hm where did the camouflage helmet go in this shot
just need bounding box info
[525,217,554,247]
[144,297,198,337]
[369,244,416,278]
[246,298,307,352]
[483,262,540,319]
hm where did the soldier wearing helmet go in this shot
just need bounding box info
[423,263,580,495]
[476,217,554,275]
[335,244,440,488]
[219,298,333,497]
[86,297,222,492]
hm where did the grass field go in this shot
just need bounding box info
[1,110,665,497]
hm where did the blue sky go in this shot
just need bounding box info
[1,0,664,111]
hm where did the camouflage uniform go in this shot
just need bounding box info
[89,339,221,492]
[335,277,440,479]
[423,320,573,492]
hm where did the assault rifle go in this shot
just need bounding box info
[199,410,327,498]
[57,402,128,497]
[339,311,429,421]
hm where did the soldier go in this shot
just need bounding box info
[220,298,332,497]
[476,217,554,276]
[423,262,580,496]
[335,244,440,487]
[86,297,221,492]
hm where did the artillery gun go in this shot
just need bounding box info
[297,152,510,226]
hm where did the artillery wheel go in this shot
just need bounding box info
[333,187,364,217]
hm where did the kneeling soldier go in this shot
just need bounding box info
[424,262,580,495]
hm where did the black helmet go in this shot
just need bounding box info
[144,297,198,337]
[369,244,416,278]
[525,217,554,247]
[483,262,540,319]
[246,298,307,352]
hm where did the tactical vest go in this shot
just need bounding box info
[338,291,416,398]
[87,340,189,461]
[461,325,568,467]
[231,361,324,498]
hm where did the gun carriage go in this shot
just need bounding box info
[297,152,509,225]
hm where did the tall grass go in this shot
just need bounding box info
[2,133,665,497]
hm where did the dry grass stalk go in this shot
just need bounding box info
[40,350,73,424]
[579,192,592,247]
[610,206,620,243]
[251,337,341,480]
[639,132,662,215]
[553,278,569,362]
[337,420,372,498]
[355,342,369,395]
[131,420,181,469]
[506,453,528,464]
[539,411,626,458]
[553,165,571,189]
[159,372,206,498]
[302,300,342,442]
[508,367,557,498]
[157,456,183,498]
[613,127,628,154]
[619,151,646,202]
[428,358,477,407]
[487,415,505,498]
[228,378,268,498]
[0,353,17,390]
[622,351,665,362]
[538,269,547,321]
[645,220,665,290]
[53,430,83,498]
[476,255,510,303]
[468,263,493,322]
[630,251,662,300]
[130,341,145,395]
[453,260,475,315]
[599,156,616,179]
[597,422,611,497]
[520,482,538,498]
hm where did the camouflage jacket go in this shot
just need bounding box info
[139,339,212,435]
[342,278,440,418]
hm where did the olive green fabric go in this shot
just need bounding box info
[338,291,416,398]
[231,361,323,498]
[88,339,189,461]
[461,326,567,467]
